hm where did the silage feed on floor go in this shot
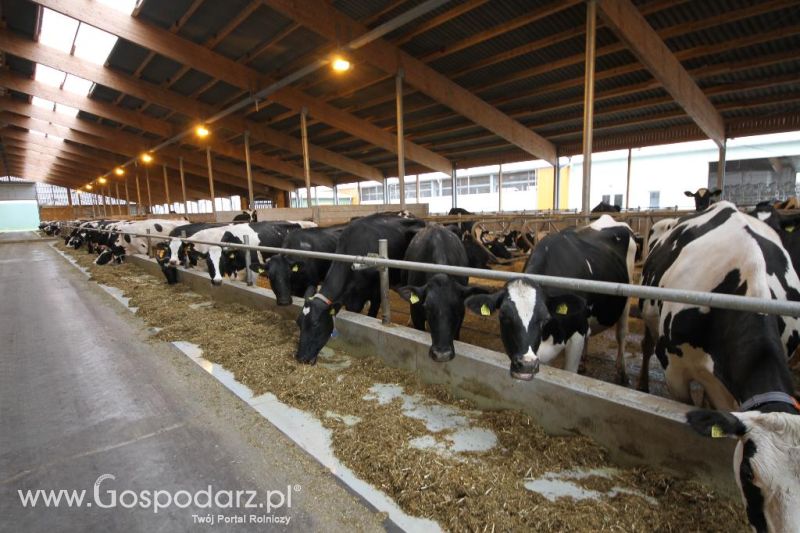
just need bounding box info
[57,243,747,532]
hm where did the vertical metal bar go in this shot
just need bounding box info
[378,238,391,325]
[301,107,312,206]
[124,176,130,216]
[145,164,152,215]
[244,130,254,210]
[90,191,96,218]
[206,146,217,214]
[243,234,253,286]
[145,228,152,257]
[451,164,458,209]
[179,157,188,215]
[415,174,420,204]
[553,154,561,210]
[162,165,171,207]
[115,181,121,216]
[383,177,389,204]
[396,69,406,209]
[581,0,597,216]
[358,181,363,205]
[67,186,74,218]
[716,140,727,192]
[333,183,339,206]
[498,164,503,212]
[625,148,633,210]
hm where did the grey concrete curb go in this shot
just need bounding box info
[129,254,738,498]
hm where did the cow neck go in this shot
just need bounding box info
[739,391,800,414]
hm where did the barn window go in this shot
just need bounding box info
[649,191,661,208]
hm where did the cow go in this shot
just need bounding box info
[749,202,800,274]
[153,222,226,284]
[465,215,636,382]
[684,188,721,211]
[591,201,621,213]
[232,210,257,223]
[685,408,799,533]
[638,201,800,408]
[94,219,186,265]
[187,221,315,285]
[296,212,425,364]
[460,234,495,270]
[249,225,344,306]
[395,224,487,362]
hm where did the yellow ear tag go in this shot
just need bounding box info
[257,268,265,274]
[556,303,568,315]
[711,424,725,438]
[229,253,236,259]
[292,264,299,272]
[480,304,491,316]
[329,308,336,315]
[409,293,420,304]
[786,226,795,233]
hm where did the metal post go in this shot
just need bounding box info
[716,140,727,192]
[451,164,458,209]
[145,228,152,257]
[383,177,389,204]
[333,183,339,206]
[244,130,254,210]
[301,107,312,206]
[135,168,142,217]
[396,69,406,209]
[145,164,153,215]
[123,176,130,216]
[498,164,503,212]
[581,0,597,216]
[625,148,633,210]
[67,187,74,218]
[162,165,171,208]
[206,146,217,215]
[553,155,561,210]
[115,181,121,216]
[90,192,96,218]
[358,181,363,205]
[378,238,391,325]
[101,186,107,217]
[243,234,253,286]
[179,157,188,215]
[415,174,420,204]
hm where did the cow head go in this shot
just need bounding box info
[204,246,226,286]
[250,255,295,306]
[397,274,486,362]
[687,409,800,533]
[465,279,588,380]
[296,286,340,364]
[684,188,722,211]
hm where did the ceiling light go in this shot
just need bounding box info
[85,184,93,190]
[114,167,125,176]
[331,56,352,73]
[98,177,107,184]
[141,153,153,163]
[195,125,210,138]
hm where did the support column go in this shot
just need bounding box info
[333,183,339,206]
[206,147,217,215]
[90,191,96,218]
[124,176,130,216]
[162,165,171,208]
[115,181,121,216]
[101,185,107,217]
[179,157,188,215]
[716,140,727,192]
[301,107,312,207]
[357,181,363,205]
[135,164,142,217]
[625,148,633,210]
[553,154,561,210]
[396,69,406,209]
[145,165,153,215]
[66,187,74,218]
[581,0,597,216]
[415,174,420,204]
[451,165,458,209]
[498,164,504,212]
[383,178,389,204]
[244,130,254,210]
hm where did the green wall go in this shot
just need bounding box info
[0,200,40,232]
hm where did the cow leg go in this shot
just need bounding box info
[664,363,692,404]
[638,327,655,393]
[564,333,586,373]
[410,303,426,331]
[615,302,631,386]
[696,371,738,411]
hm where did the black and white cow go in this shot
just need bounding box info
[67,220,104,249]
[591,201,621,213]
[95,219,186,265]
[684,187,722,211]
[465,215,636,382]
[749,201,800,275]
[188,221,316,285]
[639,201,800,408]
[296,212,425,364]
[686,407,800,533]
[250,225,344,306]
[396,224,487,362]
[154,222,226,284]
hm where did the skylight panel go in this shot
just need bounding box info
[34,64,66,87]
[73,23,118,65]
[55,103,79,117]
[29,130,47,138]
[32,96,55,110]
[62,74,93,95]
[46,134,65,142]
[39,8,79,53]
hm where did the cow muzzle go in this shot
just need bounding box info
[211,278,223,286]
[510,357,540,381]
[429,346,455,363]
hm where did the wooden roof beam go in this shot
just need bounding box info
[31,0,451,174]
[263,0,556,165]
[596,0,724,145]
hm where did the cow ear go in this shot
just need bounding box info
[710,188,722,197]
[249,262,267,275]
[545,293,587,319]
[303,285,316,302]
[465,290,504,317]
[396,285,426,304]
[683,191,695,197]
[456,283,491,299]
[686,409,746,438]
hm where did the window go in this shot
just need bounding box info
[501,170,536,191]
[649,191,660,208]
[360,185,384,202]
[602,194,610,204]
[614,194,623,207]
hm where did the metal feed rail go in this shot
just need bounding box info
[62,223,800,319]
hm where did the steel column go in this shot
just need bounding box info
[396,69,406,209]
[498,164,503,212]
[162,165,171,207]
[716,140,727,192]
[581,0,597,216]
[625,148,633,210]
[206,146,217,214]
[179,157,188,214]
[145,165,152,215]
[301,107,312,207]
[244,130,254,210]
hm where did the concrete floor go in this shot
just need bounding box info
[0,231,42,242]
[0,242,387,532]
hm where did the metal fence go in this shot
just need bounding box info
[59,223,800,320]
